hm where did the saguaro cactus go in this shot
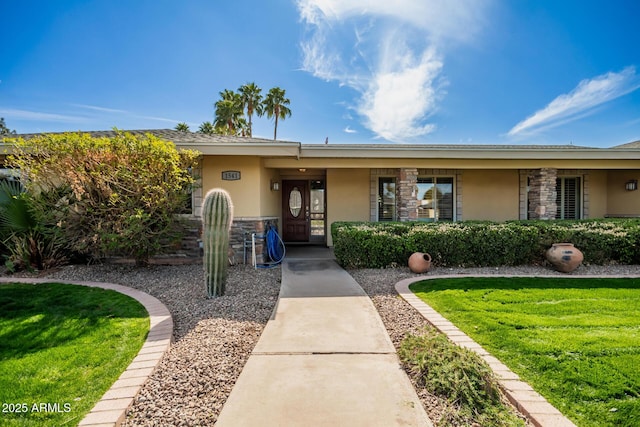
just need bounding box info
[202,188,234,297]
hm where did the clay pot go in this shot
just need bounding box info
[546,243,584,273]
[408,252,432,273]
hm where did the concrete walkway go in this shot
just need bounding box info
[215,247,433,427]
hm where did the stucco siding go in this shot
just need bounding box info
[587,170,607,218]
[607,170,640,217]
[260,163,281,217]
[326,168,370,246]
[461,170,520,221]
[201,156,263,217]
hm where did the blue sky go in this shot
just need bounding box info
[2,0,639,147]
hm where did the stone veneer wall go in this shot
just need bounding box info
[396,168,418,221]
[526,168,558,220]
[229,217,279,265]
[174,217,278,265]
[520,169,589,220]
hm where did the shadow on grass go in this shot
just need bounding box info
[0,283,147,360]
[411,276,640,292]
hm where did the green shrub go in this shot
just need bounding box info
[332,219,640,268]
[0,180,69,271]
[5,131,199,265]
[399,328,525,426]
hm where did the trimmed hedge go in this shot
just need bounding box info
[331,219,640,268]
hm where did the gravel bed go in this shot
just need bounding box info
[350,264,640,426]
[37,263,281,426]
[9,262,640,426]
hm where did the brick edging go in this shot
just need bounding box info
[395,274,587,427]
[0,278,173,427]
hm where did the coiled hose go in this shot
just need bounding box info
[256,225,285,268]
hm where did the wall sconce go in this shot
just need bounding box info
[271,180,280,191]
[298,168,306,173]
[625,180,638,191]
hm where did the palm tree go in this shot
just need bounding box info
[175,122,190,132]
[0,117,16,136]
[214,90,243,135]
[238,82,263,137]
[198,121,215,135]
[263,87,291,140]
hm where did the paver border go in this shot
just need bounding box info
[0,277,173,427]
[393,273,640,427]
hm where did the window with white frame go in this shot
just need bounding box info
[556,177,582,219]
[416,177,454,221]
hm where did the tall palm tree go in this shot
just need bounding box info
[174,122,190,132]
[238,82,263,137]
[198,121,215,135]
[214,90,243,135]
[263,87,291,140]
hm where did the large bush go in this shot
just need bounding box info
[5,131,199,265]
[332,219,640,268]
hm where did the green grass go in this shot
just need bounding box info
[0,283,149,426]
[410,277,640,427]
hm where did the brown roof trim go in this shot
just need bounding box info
[8,128,299,145]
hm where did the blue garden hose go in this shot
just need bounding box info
[256,224,285,268]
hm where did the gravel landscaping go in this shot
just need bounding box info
[12,261,640,425]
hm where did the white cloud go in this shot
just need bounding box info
[344,125,357,133]
[360,46,443,141]
[73,104,181,125]
[508,66,640,137]
[297,0,490,142]
[0,108,85,123]
[71,104,128,114]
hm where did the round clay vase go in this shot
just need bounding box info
[408,252,432,273]
[546,243,584,273]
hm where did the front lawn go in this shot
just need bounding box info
[410,277,640,427]
[0,283,149,426]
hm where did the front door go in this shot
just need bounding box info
[282,180,310,242]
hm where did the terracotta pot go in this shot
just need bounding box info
[546,243,584,273]
[408,252,432,273]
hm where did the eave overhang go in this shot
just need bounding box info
[176,141,301,157]
[299,144,640,160]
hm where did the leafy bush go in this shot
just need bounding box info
[332,219,640,268]
[0,180,69,271]
[399,328,525,426]
[5,131,199,265]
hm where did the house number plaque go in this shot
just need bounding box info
[221,170,241,181]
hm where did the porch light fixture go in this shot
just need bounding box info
[271,180,280,191]
[298,168,306,172]
[625,180,638,191]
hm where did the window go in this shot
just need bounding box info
[416,177,454,221]
[556,177,581,219]
[378,177,396,221]
[310,180,325,239]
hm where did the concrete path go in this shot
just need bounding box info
[215,247,433,427]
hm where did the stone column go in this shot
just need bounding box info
[528,168,557,220]
[397,168,418,221]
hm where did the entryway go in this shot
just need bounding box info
[281,178,326,244]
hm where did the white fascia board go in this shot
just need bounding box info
[299,144,640,160]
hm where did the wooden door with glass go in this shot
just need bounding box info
[282,180,310,242]
[282,179,326,243]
